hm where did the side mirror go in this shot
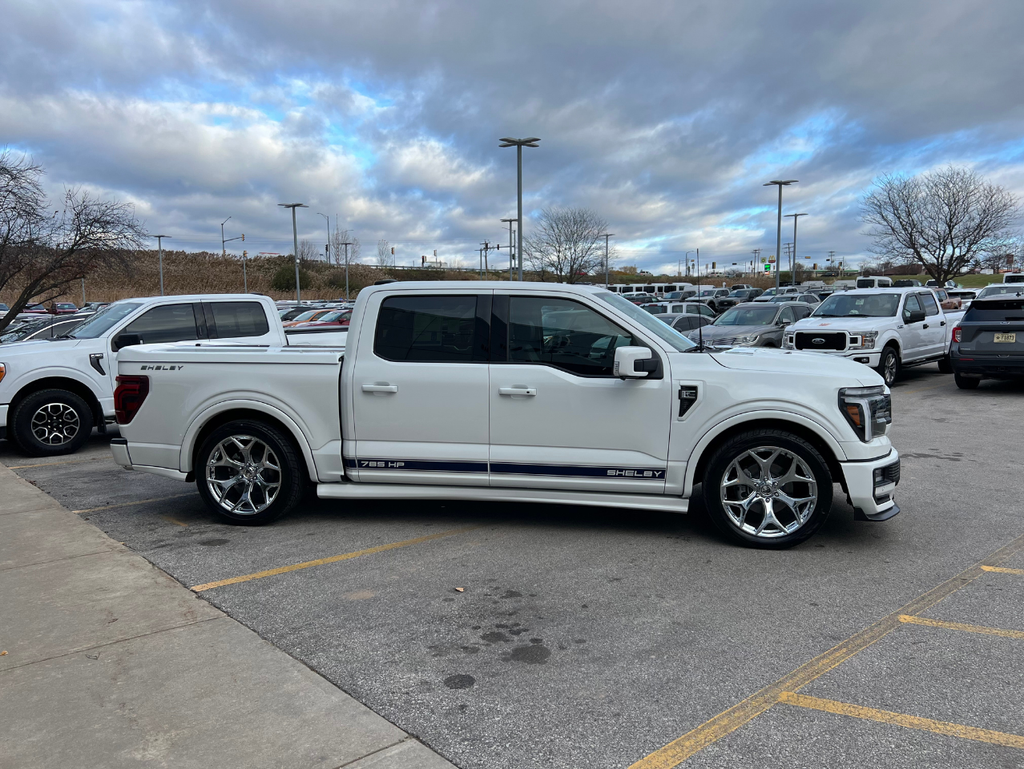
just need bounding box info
[614,346,657,378]
[904,309,926,324]
[113,332,143,351]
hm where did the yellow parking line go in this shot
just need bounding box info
[779,692,1024,749]
[982,565,1024,576]
[8,457,106,470]
[627,530,1024,769]
[190,526,478,592]
[73,493,195,514]
[898,614,1024,640]
[161,516,189,527]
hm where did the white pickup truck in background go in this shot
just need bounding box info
[783,288,964,385]
[111,281,901,549]
[0,294,345,456]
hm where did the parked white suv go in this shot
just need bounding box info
[111,282,901,548]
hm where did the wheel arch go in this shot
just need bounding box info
[685,414,846,497]
[185,403,319,483]
[8,377,104,429]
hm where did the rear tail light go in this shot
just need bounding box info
[114,375,149,424]
[952,326,962,343]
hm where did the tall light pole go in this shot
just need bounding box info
[785,212,807,285]
[501,218,516,281]
[221,217,230,257]
[153,235,170,295]
[339,241,353,300]
[602,233,614,287]
[278,203,308,302]
[317,212,330,262]
[499,137,540,281]
[764,180,798,291]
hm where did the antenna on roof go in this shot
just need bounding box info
[696,247,705,351]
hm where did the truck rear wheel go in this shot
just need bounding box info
[11,388,95,456]
[702,429,833,548]
[195,420,305,524]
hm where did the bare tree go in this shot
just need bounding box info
[0,152,146,334]
[330,227,360,267]
[376,238,394,269]
[862,166,1020,284]
[523,207,612,283]
[297,238,319,262]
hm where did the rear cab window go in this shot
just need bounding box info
[205,302,271,339]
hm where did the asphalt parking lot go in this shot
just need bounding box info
[4,364,1024,769]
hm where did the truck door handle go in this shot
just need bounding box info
[940,321,946,326]
[499,386,537,396]
[362,383,398,393]
[922,323,929,329]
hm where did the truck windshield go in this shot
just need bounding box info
[594,293,695,352]
[68,302,142,339]
[714,306,778,326]
[813,293,900,318]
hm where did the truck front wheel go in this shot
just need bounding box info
[195,420,305,524]
[875,346,900,386]
[702,430,833,548]
[11,388,95,456]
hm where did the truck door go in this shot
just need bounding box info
[488,294,671,493]
[348,291,490,486]
[917,292,947,358]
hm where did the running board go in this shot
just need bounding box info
[316,483,688,514]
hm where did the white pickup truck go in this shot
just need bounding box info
[0,294,343,456]
[783,287,964,385]
[111,282,901,548]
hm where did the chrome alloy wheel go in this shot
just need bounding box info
[31,403,81,446]
[720,446,819,539]
[205,435,282,515]
[881,351,898,385]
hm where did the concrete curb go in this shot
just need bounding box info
[0,462,457,769]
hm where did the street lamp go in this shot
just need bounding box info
[784,212,807,284]
[499,137,540,281]
[602,233,614,287]
[153,235,171,295]
[317,212,330,262]
[764,180,798,291]
[500,218,516,281]
[278,203,308,302]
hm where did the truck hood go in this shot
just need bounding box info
[791,316,894,331]
[690,324,775,341]
[708,347,882,386]
[0,338,88,356]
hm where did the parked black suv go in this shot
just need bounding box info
[950,292,1024,389]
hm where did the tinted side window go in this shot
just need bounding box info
[123,304,198,345]
[794,305,813,319]
[903,294,922,318]
[508,297,636,377]
[375,296,485,363]
[209,302,270,338]
[920,293,940,316]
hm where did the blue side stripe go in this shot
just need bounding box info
[345,458,665,479]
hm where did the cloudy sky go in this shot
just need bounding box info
[3,0,1024,273]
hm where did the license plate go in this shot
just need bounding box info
[994,332,1016,343]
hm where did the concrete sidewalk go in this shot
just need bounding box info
[0,463,457,769]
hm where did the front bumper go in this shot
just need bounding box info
[0,403,8,441]
[840,449,901,522]
[789,348,882,367]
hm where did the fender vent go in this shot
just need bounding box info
[678,386,699,417]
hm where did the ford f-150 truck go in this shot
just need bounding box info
[783,288,964,385]
[111,282,901,548]
[0,294,344,456]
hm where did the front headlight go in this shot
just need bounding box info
[783,334,795,349]
[853,331,878,349]
[735,334,760,345]
[0,362,5,386]
[838,385,891,442]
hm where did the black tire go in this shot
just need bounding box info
[11,388,95,456]
[954,373,980,390]
[194,420,305,524]
[937,356,953,374]
[702,429,833,549]
[875,346,901,386]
